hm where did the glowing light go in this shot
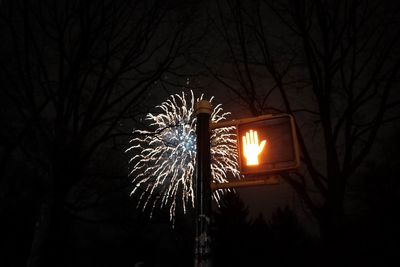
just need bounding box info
[126,90,240,222]
[242,130,266,166]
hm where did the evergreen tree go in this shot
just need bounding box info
[212,191,250,267]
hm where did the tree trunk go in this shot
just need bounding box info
[27,183,70,267]
[27,194,53,267]
[319,175,346,266]
[27,152,75,267]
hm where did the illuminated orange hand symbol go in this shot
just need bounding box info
[242,130,266,166]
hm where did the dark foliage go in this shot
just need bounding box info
[212,191,316,267]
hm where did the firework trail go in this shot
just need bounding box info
[126,90,240,222]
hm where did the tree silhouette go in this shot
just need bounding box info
[269,206,315,267]
[1,0,399,265]
[342,130,400,266]
[201,0,400,255]
[212,191,250,267]
[213,194,315,267]
[0,0,196,266]
[246,213,272,266]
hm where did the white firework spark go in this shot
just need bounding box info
[126,90,240,222]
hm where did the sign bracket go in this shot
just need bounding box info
[210,175,280,190]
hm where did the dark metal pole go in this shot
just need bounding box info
[194,100,212,267]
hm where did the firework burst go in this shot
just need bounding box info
[126,90,240,222]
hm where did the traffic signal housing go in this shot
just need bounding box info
[236,114,300,175]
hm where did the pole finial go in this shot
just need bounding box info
[195,100,212,115]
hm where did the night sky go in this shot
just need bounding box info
[1,0,399,267]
